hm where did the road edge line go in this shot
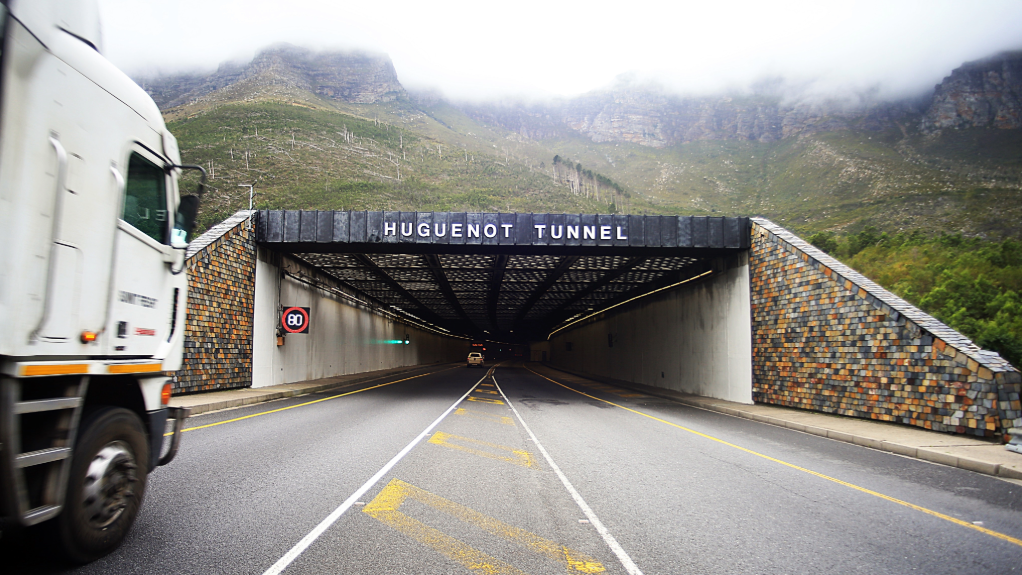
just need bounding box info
[534,363,1022,482]
[525,366,1022,550]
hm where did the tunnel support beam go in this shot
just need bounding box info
[514,256,579,330]
[349,254,450,328]
[422,254,473,329]
[487,254,509,332]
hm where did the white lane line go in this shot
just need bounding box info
[492,374,645,575]
[261,367,495,575]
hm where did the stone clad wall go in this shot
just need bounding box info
[174,212,257,393]
[750,219,1022,437]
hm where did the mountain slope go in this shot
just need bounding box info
[146,46,1022,240]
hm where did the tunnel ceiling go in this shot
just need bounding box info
[257,211,751,342]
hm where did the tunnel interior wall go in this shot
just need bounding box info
[252,247,467,388]
[173,211,257,394]
[750,219,1022,437]
[548,253,753,404]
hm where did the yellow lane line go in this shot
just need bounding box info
[428,431,536,468]
[466,396,505,405]
[580,383,645,399]
[526,367,1022,549]
[454,408,515,426]
[166,367,456,436]
[364,478,605,573]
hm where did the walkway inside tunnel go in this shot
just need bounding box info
[256,211,752,342]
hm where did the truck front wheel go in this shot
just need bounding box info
[56,407,150,563]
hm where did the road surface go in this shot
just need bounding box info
[5,362,1021,573]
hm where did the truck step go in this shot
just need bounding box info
[22,504,62,525]
[14,396,82,414]
[15,446,71,468]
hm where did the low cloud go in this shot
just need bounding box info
[101,0,1022,102]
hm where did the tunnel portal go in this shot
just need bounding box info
[255,211,751,342]
[177,209,1020,438]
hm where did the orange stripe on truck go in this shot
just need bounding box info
[107,363,163,374]
[20,364,89,377]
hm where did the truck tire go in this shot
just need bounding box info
[56,407,150,563]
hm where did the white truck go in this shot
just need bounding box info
[0,0,201,562]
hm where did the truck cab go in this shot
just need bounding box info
[0,0,199,562]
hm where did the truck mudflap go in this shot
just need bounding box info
[148,406,189,469]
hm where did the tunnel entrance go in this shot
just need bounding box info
[179,209,1021,437]
[256,211,751,343]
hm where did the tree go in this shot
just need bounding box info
[807,231,838,255]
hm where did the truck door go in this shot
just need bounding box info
[108,148,182,360]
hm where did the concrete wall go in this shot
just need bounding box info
[750,219,1022,437]
[548,254,753,404]
[252,247,466,388]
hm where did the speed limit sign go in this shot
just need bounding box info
[281,306,310,334]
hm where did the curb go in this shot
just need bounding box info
[534,364,1022,482]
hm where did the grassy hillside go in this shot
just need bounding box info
[169,102,623,231]
[167,77,1022,240]
[535,125,1022,239]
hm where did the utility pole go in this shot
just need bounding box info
[239,183,255,210]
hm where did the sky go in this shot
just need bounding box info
[99,0,1022,102]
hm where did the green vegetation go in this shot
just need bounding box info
[809,228,1022,367]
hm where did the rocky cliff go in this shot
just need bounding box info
[460,88,922,148]
[138,44,405,109]
[140,45,1019,146]
[922,51,1022,132]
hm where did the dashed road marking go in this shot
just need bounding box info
[454,407,515,426]
[428,431,536,468]
[363,478,605,574]
[466,396,505,405]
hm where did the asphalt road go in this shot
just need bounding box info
[5,362,1022,574]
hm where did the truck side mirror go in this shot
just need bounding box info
[167,163,206,248]
[171,195,200,248]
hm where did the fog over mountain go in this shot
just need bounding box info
[101,0,1022,103]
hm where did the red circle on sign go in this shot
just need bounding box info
[281,307,310,334]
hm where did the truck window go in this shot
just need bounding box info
[123,152,168,243]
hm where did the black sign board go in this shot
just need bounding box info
[281,307,310,334]
[257,211,751,251]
